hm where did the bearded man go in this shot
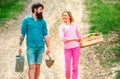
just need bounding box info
[19,3,50,79]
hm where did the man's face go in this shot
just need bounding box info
[37,7,43,13]
[35,7,43,19]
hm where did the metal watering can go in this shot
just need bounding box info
[15,53,24,72]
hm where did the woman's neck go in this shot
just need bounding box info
[64,21,71,25]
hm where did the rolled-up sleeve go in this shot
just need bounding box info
[21,19,27,35]
[42,21,48,36]
[59,26,67,42]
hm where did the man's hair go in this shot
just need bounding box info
[31,3,44,13]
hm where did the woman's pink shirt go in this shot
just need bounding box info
[59,23,82,49]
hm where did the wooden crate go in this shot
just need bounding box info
[80,33,104,48]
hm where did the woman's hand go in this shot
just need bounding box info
[78,38,81,42]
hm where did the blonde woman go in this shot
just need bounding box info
[59,11,82,79]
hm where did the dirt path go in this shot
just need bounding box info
[1,0,87,79]
[0,0,113,79]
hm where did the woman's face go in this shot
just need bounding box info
[62,12,70,23]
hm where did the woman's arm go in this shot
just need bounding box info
[64,38,79,43]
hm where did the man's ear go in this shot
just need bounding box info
[34,8,37,13]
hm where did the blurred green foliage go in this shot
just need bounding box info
[0,0,27,27]
[85,0,120,34]
[85,0,120,78]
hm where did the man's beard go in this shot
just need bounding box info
[36,12,43,19]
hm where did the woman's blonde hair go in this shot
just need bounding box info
[62,11,74,23]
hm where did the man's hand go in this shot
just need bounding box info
[19,45,22,53]
[46,47,50,55]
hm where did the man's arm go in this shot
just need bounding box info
[19,34,25,46]
[44,35,50,54]
[19,34,25,53]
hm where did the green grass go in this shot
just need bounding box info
[93,36,120,78]
[85,0,120,78]
[0,0,28,27]
[115,70,120,79]
[85,0,120,34]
